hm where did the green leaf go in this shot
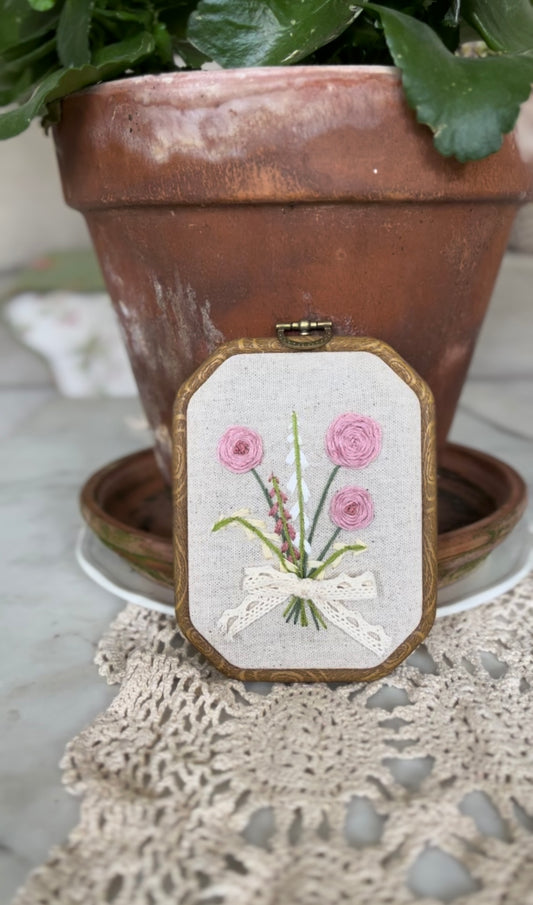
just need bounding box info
[174,39,211,68]
[0,0,60,53]
[57,0,93,67]
[89,29,153,67]
[462,0,533,53]
[0,66,69,137]
[0,38,56,104]
[213,515,288,569]
[310,544,367,579]
[27,0,57,9]
[0,30,155,139]
[157,0,202,61]
[0,34,55,68]
[364,3,533,161]
[187,0,363,67]
[0,64,33,105]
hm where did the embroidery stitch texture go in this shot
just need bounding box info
[213,412,390,654]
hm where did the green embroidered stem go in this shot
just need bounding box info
[283,596,325,630]
[271,474,299,564]
[283,596,298,618]
[307,465,340,545]
[285,597,301,623]
[308,600,327,629]
[308,601,321,630]
[251,468,272,508]
[212,516,288,570]
[310,543,367,579]
[291,411,306,578]
[316,527,341,564]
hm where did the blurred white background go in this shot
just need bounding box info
[0,121,90,271]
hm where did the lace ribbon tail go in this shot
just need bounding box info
[218,592,287,640]
[316,600,391,657]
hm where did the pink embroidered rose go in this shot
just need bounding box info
[329,486,374,531]
[217,426,263,473]
[325,413,382,468]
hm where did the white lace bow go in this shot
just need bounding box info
[218,566,391,656]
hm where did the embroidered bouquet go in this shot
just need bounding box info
[213,412,390,656]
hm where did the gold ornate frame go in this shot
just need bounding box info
[173,336,437,682]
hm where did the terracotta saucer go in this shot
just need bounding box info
[80,443,527,594]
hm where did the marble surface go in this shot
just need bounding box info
[0,253,532,904]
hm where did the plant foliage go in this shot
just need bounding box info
[0,0,532,160]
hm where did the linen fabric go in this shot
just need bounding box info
[186,351,424,670]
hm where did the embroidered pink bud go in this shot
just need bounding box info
[325,413,381,469]
[217,426,263,474]
[281,542,289,553]
[269,504,279,517]
[275,520,283,535]
[287,524,296,540]
[329,486,374,530]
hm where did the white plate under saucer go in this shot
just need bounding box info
[76,519,532,619]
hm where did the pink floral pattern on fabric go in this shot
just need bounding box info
[325,413,382,469]
[329,486,374,531]
[212,412,388,649]
[217,426,263,473]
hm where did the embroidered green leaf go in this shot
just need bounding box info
[187,0,363,67]
[213,515,289,570]
[363,2,533,161]
[311,543,367,579]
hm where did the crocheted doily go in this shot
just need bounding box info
[13,575,533,905]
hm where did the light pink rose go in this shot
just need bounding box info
[217,426,263,473]
[329,486,374,531]
[325,413,382,468]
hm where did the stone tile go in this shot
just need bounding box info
[0,388,55,439]
[0,320,53,388]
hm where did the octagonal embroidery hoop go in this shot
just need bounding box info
[173,336,437,682]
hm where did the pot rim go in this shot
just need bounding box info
[55,60,532,207]
[77,63,400,96]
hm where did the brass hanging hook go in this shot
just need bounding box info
[276,319,333,350]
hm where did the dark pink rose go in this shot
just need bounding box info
[325,413,382,468]
[329,486,374,531]
[217,426,263,473]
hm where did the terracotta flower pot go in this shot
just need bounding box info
[53,67,532,482]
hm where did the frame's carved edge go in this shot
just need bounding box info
[173,336,437,683]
